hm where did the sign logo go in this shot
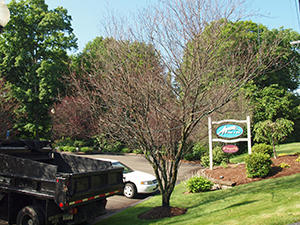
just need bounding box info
[222,145,239,153]
[216,124,243,138]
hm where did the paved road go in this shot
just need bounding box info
[80,153,202,223]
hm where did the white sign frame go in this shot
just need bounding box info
[208,116,251,170]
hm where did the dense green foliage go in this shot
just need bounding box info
[201,146,230,167]
[0,0,77,139]
[254,118,294,158]
[251,143,273,157]
[183,176,213,193]
[244,152,272,178]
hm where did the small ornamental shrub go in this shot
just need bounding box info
[80,147,92,153]
[201,146,229,167]
[63,146,70,152]
[278,153,287,157]
[278,163,290,168]
[133,149,143,154]
[296,157,300,162]
[183,153,195,161]
[121,148,131,153]
[183,142,207,161]
[251,143,273,157]
[184,176,213,193]
[68,146,76,152]
[245,152,272,178]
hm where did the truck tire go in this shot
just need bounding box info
[16,206,44,225]
[123,183,137,198]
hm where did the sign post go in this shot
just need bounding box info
[208,116,251,170]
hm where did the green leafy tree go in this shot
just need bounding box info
[0,0,77,139]
[254,118,294,158]
[246,83,300,142]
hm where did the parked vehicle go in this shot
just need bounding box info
[98,158,158,198]
[0,140,124,225]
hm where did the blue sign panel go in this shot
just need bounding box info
[216,124,243,139]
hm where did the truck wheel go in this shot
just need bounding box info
[123,183,137,198]
[17,206,44,225]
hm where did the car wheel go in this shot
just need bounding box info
[123,183,137,198]
[17,205,44,225]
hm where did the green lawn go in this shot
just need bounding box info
[230,142,300,163]
[99,174,300,225]
[98,142,300,225]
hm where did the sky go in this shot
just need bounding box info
[3,0,300,53]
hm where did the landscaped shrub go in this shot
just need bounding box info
[68,146,76,152]
[80,147,92,153]
[296,157,300,162]
[183,153,195,161]
[183,176,213,193]
[201,146,229,167]
[245,152,273,178]
[121,148,131,153]
[251,143,273,157]
[132,149,143,154]
[278,163,290,168]
[74,140,86,147]
[62,146,70,152]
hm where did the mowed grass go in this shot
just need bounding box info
[98,143,300,225]
[99,174,300,225]
[230,142,300,163]
[98,142,300,225]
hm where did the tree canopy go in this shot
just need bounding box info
[0,0,77,139]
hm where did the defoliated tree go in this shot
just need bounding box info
[254,118,294,158]
[0,0,77,139]
[69,0,286,208]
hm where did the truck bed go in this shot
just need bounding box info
[0,140,124,209]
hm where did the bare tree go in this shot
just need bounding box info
[69,0,285,208]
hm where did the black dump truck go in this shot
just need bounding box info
[0,139,124,225]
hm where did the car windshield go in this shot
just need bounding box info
[112,162,134,174]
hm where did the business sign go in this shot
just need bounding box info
[222,145,239,153]
[216,124,243,139]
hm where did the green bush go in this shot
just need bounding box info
[80,147,92,153]
[251,143,273,157]
[183,153,195,161]
[62,146,70,152]
[278,163,290,168]
[93,134,124,153]
[183,176,213,193]
[68,146,76,152]
[74,140,86,147]
[201,146,229,167]
[121,148,131,153]
[245,152,273,178]
[132,149,143,154]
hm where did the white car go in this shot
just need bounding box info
[97,158,159,198]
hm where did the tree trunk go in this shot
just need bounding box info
[161,189,172,207]
[272,137,277,159]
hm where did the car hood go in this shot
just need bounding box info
[124,170,156,183]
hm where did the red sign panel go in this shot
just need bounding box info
[222,145,239,154]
